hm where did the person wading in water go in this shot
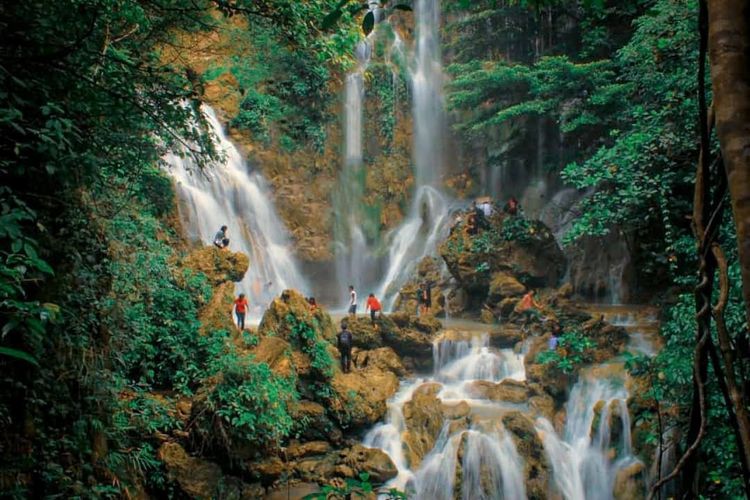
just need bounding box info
[233,293,249,331]
[337,320,353,373]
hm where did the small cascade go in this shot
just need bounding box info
[363,332,527,498]
[166,105,308,320]
[376,186,454,309]
[536,373,641,500]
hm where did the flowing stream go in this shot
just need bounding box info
[166,105,308,320]
[362,326,645,499]
[363,333,527,498]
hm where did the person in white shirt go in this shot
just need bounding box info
[348,285,357,316]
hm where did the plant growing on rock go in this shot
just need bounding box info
[537,329,597,374]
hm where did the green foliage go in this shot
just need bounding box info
[203,346,298,453]
[286,313,335,379]
[107,210,214,393]
[500,216,535,244]
[303,472,407,499]
[537,329,596,373]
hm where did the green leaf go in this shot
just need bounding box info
[322,8,344,30]
[0,346,40,367]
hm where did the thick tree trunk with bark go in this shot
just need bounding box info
[707,0,750,321]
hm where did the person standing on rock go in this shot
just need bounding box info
[233,293,249,331]
[365,293,382,323]
[337,320,353,373]
[415,284,425,316]
[348,285,358,317]
[213,225,229,249]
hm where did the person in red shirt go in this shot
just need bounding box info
[365,293,382,323]
[233,293,249,330]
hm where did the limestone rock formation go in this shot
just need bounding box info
[402,383,445,469]
[158,442,263,498]
[329,369,399,429]
[466,379,529,404]
[181,246,249,286]
[502,412,550,500]
[439,213,565,292]
[352,346,407,377]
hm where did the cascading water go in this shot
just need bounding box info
[375,0,455,309]
[333,39,376,302]
[363,333,527,498]
[166,105,308,319]
[536,371,641,500]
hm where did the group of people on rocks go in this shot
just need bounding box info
[347,285,383,322]
[456,196,520,236]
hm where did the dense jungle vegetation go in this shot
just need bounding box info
[1,0,749,498]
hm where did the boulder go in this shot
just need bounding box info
[328,369,399,429]
[286,440,332,459]
[502,412,550,500]
[439,213,565,291]
[338,444,398,483]
[265,483,320,500]
[199,281,236,334]
[352,347,406,377]
[488,272,527,302]
[613,461,646,500]
[158,442,261,498]
[258,289,336,344]
[402,384,445,469]
[252,336,292,376]
[182,246,249,286]
[488,324,524,349]
[347,315,437,359]
[465,379,529,404]
[290,400,343,445]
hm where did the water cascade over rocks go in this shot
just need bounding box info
[375,0,455,309]
[363,333,527,498]
[166,105,308,319]
[536,370,640,500]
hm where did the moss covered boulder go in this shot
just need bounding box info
[181,246,249,285]
[502,412,550,499]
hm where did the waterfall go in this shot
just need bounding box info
[536,374,641,500]
[333,39,375,304]
[166,105,308,320]
[363,333,527,498]
[375,0,456,309]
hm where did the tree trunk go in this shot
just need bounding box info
[707,0,750,321]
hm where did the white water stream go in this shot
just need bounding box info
[363,333,526,498]
[363,329,644,499]
[166,106,308,320]
[537,372,641,500]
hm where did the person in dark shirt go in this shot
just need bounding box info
[337,321,353,373]
[213,225,230,249]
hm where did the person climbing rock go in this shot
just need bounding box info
[424,282,433,314]
[233,293,249,330]
[365,293,382,323]
[416,283,425,316]
[348,285,357,316]
[515,289,543,333]
[213,225,230,249]
[337,320,353,373]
